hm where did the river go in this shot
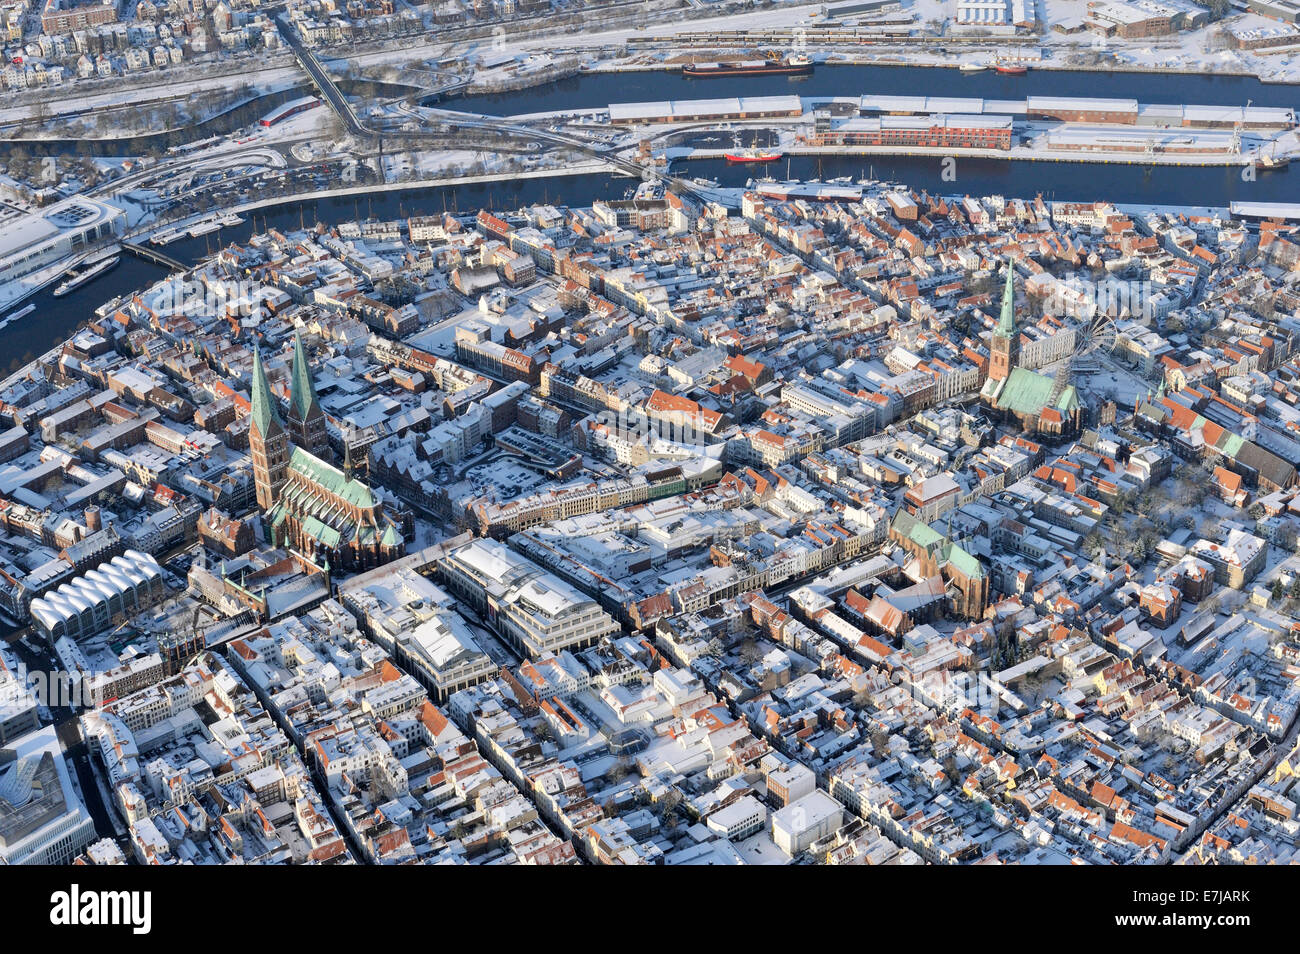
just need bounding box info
[2,171,633,372]
[8,64,1300,366]
[451,62,1300,115]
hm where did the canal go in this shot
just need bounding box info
[3,171,634,373]
[8,64,1299,367]
[449,62,1300,115]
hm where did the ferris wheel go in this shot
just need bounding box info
[1075,312,1118,360]
[1047,312,1119,406]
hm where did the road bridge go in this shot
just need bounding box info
[273,12,368,137]
[271,14,714,204]
[121,242,188,273]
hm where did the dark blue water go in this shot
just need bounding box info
[454,63,1299,116]
[679,154,1294,207]
[2,255,167,373]
[4,172,633,372]
[11,62,1300,368]
[8,147,1295,372]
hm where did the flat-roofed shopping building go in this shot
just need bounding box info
[437,538,619,658]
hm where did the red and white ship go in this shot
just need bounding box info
[725,134,782,163]
[994,63,1028,75]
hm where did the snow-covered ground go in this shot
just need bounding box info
[8,1,1299,136]
[466,0,1300,83]
[0,255,80,312]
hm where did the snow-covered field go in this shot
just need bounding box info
[8,0,1300,136]
[467,0,1300,83]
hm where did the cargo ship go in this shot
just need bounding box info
[188,218,223,238]
[683,54,812,78]
[53,256,118,298]
[725,135,782,163]
[0,302,35,330]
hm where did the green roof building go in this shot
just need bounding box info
[989,260,1020,384]
[287,331,330,459]
[250,346,289,511]
[888,511,990,620]
[248,337,405,569]
[996,261,1016,337]
[981,261,1082,437]
[264,446,406,570]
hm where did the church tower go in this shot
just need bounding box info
[989,261,1019,383]
[249,346,289,511]
[286,331,330,459]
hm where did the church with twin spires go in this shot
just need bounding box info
[249,332,406,571]
[979,260,1082,438]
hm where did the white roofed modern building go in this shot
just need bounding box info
[29,550,166,642]
[0,197,125,285]
[340,566,499,700]
[437,538,620,659]
[772,790,845,857]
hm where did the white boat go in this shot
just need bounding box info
[187,220,222,238]
[150,228,184,246]
[960,62,988,73]
[53,256,119,298]
[1,303,36,325]
[95,295,124,318]
[219,213,245,227]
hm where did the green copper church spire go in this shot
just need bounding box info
[996,259,1016,337]
[250,346,283,438]
[289,330,320,423]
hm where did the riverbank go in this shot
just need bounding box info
[207,161,626,219]
[2,168,650,373]
[131,160,626,241]
[0,83,306,143]
[0,254,86,312]
[454,61,1300,123]
[12,165,1294,380]
[581,58,1283,82]
[688,145,1259,169]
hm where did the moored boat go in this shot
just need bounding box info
[53,256,119,298]
[1256,145,1290,172]
[724,133,782,163]
[2,303,36,324]
[684,53,813,78]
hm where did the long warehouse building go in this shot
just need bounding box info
[858,94,1295,129]
[810,114,1014,150]
[609,95,803,124]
